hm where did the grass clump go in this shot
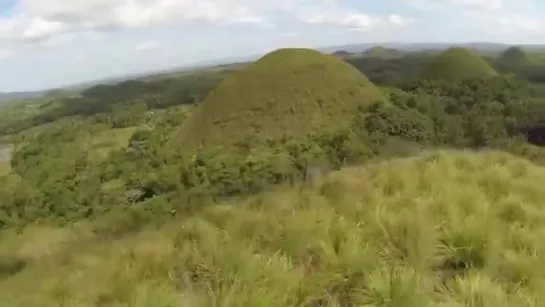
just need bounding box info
[174,48,386,152]
[3,150,545,305]
[0,161,11,176]
[422,47,499,81]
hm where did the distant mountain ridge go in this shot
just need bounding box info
[0,90,47,103]
[2,41,544,103]
[320,42,545,54]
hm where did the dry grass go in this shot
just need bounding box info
[0,161,10,176]
[2,150,545,306]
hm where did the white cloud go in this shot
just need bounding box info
[447,0,502,10]
[0,14,69,48]
[298,10,414,31]
[135,41,161,51]
[290,0,414,31]
[402,0,543,42]
[22,17,65,40]
[498,15,541,32]
[227,15,276,28]
[470,13,544,37]
[339,14,380,29]
[0,0,273,50]
[279,31,300,38]
[83,31,103,41]
[388,14,416,27]
[404,0,502,11]
[0,0,417,50]
[73,54,87,62]
[18,0,265,28]
[0,49,13,59]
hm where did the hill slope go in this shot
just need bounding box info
[174,48,386,152]
[422,47,498,81]
[2,150,545,305]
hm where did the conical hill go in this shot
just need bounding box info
[174,48,386,152]
[422,47,498,81]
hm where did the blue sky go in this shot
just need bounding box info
[0,0,543,91]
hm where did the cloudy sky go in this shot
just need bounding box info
[0,0,543,91]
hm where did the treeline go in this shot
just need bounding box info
[2,74,545,230]
[344,54,432,86]
[498,64,545,83]
[0,71,229,135]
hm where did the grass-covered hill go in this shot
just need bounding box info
[492,47,545,85]
[362,46,404,58]
[174,48,386,152]
[498,46,530,68]
[422,47,499,81]
[331,50,353,57]
[4,150,545,305]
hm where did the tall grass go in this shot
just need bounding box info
[1,150,545,306]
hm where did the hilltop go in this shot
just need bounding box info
[331,50,353,57]
[497,46,530,69]
[175,48,386,152]
[422,47,498,81]
[363,46,404,58]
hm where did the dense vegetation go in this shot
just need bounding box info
[0,69,231,136]
[1,45,545,306]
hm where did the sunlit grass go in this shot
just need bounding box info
[0,161,11,176]
[2,150,545,306]
[90,126,140,159]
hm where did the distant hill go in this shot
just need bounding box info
[497,46,530,68]
[323,42,545,55]
[0,90,47,103]
[362,46,404,58]
[331,50,354,57]
[422,47,498,81]
[173,48,386,152]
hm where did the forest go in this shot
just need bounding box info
[2,45,545,306]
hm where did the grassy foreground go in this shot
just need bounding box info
[2,150,545,306]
